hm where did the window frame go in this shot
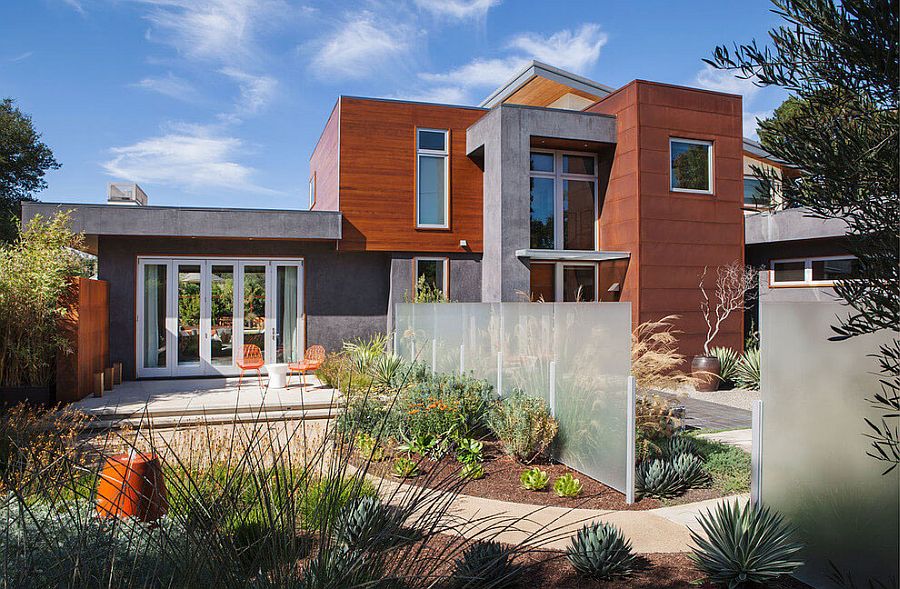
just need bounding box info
[308,172,316,210]
[769,255,859,287]
[529,261,599,302]
[669,137,714,195]
[743,175,772,209]
[415,128,450,230]
[412,256,450,296]
[529,149,599,251]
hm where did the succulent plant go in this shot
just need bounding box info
[690,500,804,589]
[671,453,709,488]
[355,432,386,462]
[452,540,522,589]
[735,348,761,390]
[460,462,485,480]
[299,545,381,589]
[519,467,550,491]
[663,434,698,459]
[635,459,687,499]
[391,457,419,478]
[553,473,582,498]
[334,496,398,550]
[566,522,638,579]
[455,438,484,465]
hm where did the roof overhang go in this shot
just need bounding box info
[516,249,631,262]
[479,60,614,109]
[21,202,342,254]
[745,207,849,245]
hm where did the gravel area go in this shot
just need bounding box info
[682,388,760,412]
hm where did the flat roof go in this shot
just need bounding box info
[479,60,614,109]
[22,202,342,253]
[745,207,848,245]
[516,249,630,262]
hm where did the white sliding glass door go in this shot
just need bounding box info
[137,257,304,378]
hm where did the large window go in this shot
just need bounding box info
[414,257,448,297]
[417,129,449,228]
[744,176,770,207]
[670,138,713,193]
[771,256,860,286]
[529,150,598,250]
[529,262,597,302]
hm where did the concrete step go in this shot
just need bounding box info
[84,406,340,430]
[82,398,340,420]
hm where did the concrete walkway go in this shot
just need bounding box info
[364,467,748,553]
[698,429,752,453]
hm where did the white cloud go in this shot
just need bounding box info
[310,12,414,80]
[413,0,500,20]
[419,57,526,89]
[220,68,278,115]
[132,72,198,102]
[103,125,276,193]
[390,86,470,105]
[6,52,33,63]
[694,64,761,100]
[61,0,85,15]
[507,23,606,74]
[743,110,772,141]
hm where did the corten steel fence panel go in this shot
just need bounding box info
[395,301,633,495]
[760,301,899,587]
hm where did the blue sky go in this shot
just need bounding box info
[1,0,786,209]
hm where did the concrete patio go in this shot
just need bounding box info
[74,376,342,429]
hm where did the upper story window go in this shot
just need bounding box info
[670,138,713,194]
[529,150,598,251]
[416,129,449,228]
[771,256,860,286]
[743,176,770,208]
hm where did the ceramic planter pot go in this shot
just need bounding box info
[96,452,168,522]
[691,355,722,392]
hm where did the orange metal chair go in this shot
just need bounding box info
[237,344,265,390]
[287,345,326,388]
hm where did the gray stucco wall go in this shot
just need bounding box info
[98,236,390,379]
[467,104,617,302]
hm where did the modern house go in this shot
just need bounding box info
[25,61,763,381]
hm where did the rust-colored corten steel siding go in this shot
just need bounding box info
[309,101,340,212]
[334,97,486,252]
[589,80,745,358]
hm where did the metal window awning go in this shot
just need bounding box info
[516,249,631,262]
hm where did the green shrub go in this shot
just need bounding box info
[459,462,485,480]
[487,390,559,463]
[635,459,687,499]
[395,373,495,442]
[397,432,444,460]
[703,446,751,494]
[336,396,390,438]
[451,540,521,589]
[690,500,803,588]
[519,467,550,491]
[566,522,637,580]
[735,348,761,390]
[299,476,376,531]
[455,438,484,465]
[710,346,741,386]
[391,457,419,478]
[354,432,386,462]
[553,473,582,498]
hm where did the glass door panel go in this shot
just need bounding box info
[210,264,235,367]
[141,263,168,371]
[176,263,202,367]
[275,264,301,363]
[563,179,596,250]
[563,265,596,302]
[242,265,267,358]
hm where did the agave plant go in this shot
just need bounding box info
[519,467,550,491]
[460,462,485,480]
[553,473,582,498]
[372,353,404,388]
[663,434,698,460]
[452,540,522,589]
[710,346,741,385]
[735,348,761,391]
[566,522,638,579]
[333,496,400,550]
[690,500,804,589]
[635,459,687,499]
[670,453,709,488]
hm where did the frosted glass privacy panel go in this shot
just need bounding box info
[553,303,632,493]
[761,302,899,587]
[395,304,434,368]
[499,303,554,401]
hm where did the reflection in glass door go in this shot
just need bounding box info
[275,264,302,363]
[241,264,268,358]
[177,263,202,372]
[140,262,168,375]
[209,264,235,368]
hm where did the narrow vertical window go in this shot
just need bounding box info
[417,129,449,228]
[308,173,316,210]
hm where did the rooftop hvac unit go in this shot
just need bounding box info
[107,182,148,206]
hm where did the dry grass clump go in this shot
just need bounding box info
[631,315,699,392]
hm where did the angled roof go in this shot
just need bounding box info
[743,137,791,166]
[479,60,614,109]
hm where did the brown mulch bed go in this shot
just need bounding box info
[360,440,664,511]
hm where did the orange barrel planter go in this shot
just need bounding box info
[96,452,168,522]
